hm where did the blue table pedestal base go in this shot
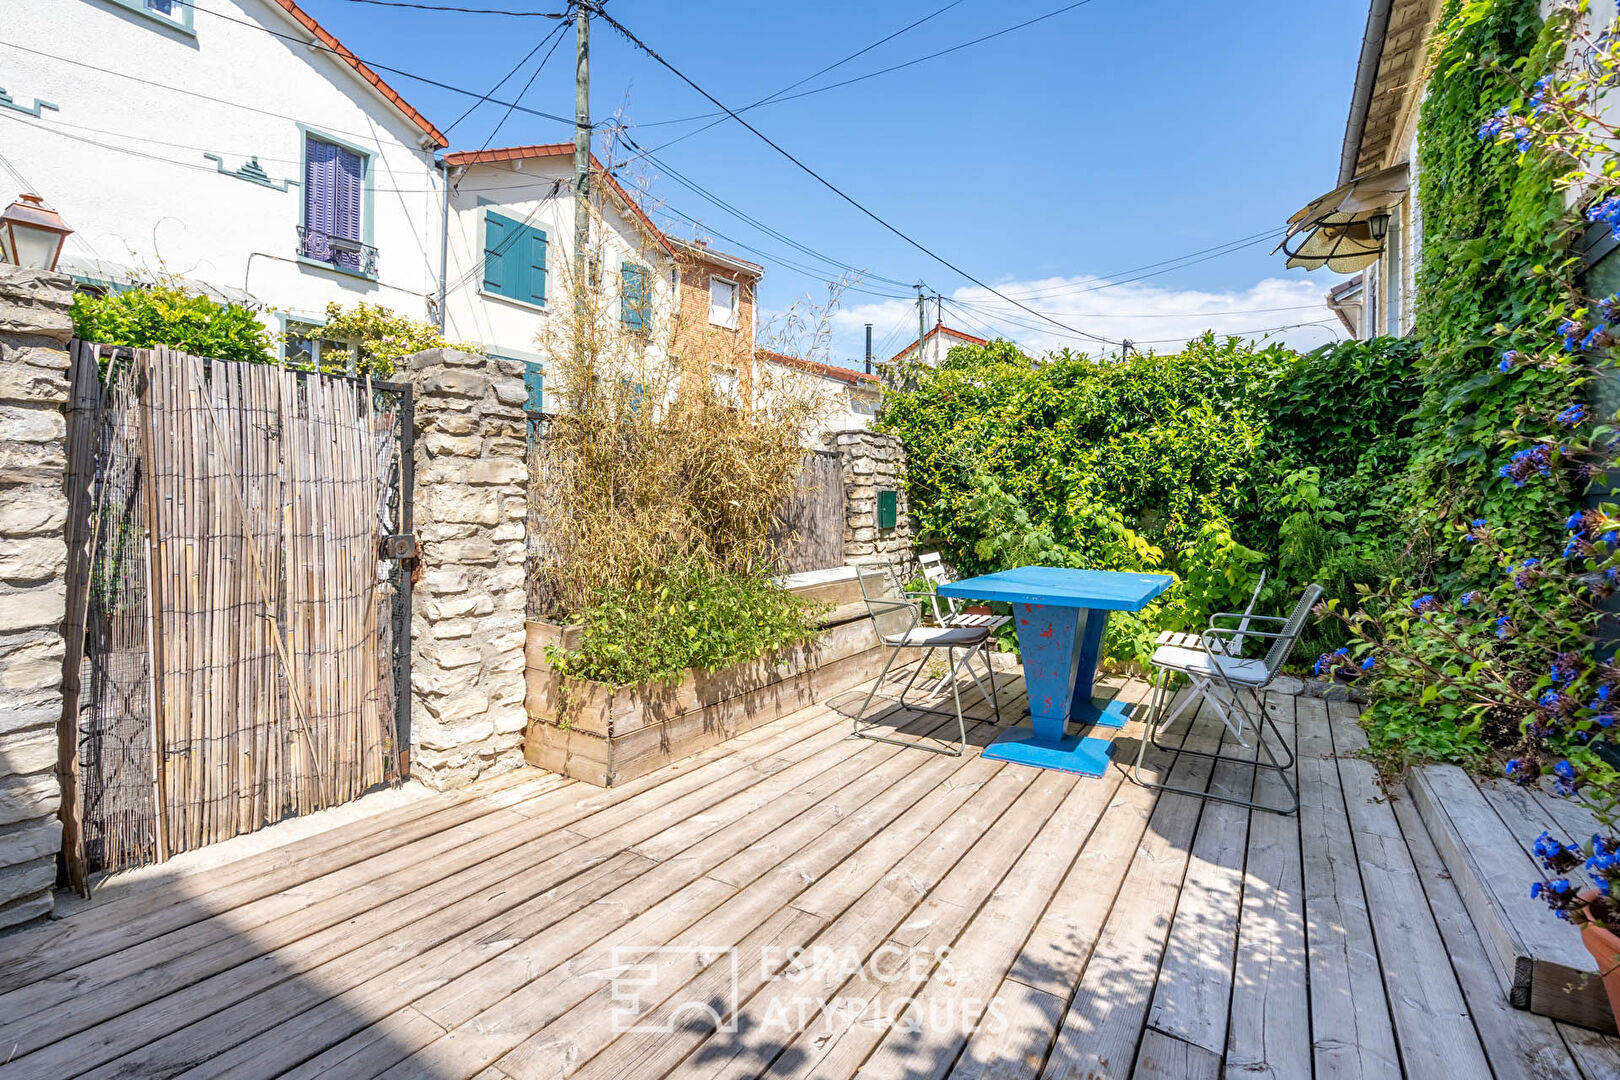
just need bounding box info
[980,728,1114,777]
[1073,697,1132,730]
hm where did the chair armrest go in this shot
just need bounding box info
[1201,624,1291,642]
[1207,611,1288,627]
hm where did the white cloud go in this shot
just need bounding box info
[811,274,1347,364]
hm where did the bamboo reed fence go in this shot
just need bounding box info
[64,344,407,875]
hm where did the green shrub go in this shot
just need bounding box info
[70,285,273,365]
[876,333,1422,667]
[545,557,824,687]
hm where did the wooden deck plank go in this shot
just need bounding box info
[0,675,1573,1080]
[159,710,958,1080]
[9,708,868,1075]
[1142,700,1264,1058]
[846,769,1123,1080]
[1390,789,1584,1080]
[1296,694,1401,1080]
[657,756,1034,1080]
[1559,1022,1620,1080]
[1221,694,1309,1080]
[491,728,1015,1080]
[373,713,999,1078]
[1132,1028,1221,1080]
[1325,699,1493,1079]
[1034,696,1228,1080]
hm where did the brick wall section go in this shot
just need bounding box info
[669,252,757,402]
[828,429,916,581]
[0,267,72,929]
[401,348,529,790]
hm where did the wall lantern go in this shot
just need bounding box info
[1366,210,1392,242]
[0,194,72,272]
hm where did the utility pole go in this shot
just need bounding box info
[573,0,591,301]
[916,284,927,365]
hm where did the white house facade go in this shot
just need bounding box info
[438,144,681,413]
[3,0,446,360]
[757,349,881,445]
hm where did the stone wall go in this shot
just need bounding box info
[826,429,916,580]
[0,267,72,929]
[401,348,530,790]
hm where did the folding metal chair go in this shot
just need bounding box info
[850,561,1001,755]
[914,551,1011,700]
[1132,583,1323,816]
[1149,570,1267,738]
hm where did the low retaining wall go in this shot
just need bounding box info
[523,568,912,786]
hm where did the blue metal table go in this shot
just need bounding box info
[935,566,1174,776]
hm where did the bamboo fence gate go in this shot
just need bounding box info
[59,343,411,884]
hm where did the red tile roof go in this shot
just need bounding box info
[758,349,879,387]
[268,0,448,148]
[888,322,990,363]
[441,144,676,258]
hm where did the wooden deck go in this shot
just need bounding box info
[1,665,1617,1079]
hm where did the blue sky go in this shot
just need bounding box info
[301,0,1370,362]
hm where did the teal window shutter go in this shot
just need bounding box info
[526,228,547,305]
[484,211,513,295]
[523,360,544,414]
[621,262,648,332]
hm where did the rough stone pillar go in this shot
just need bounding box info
[0,267,72,929]
[829,430,916,580]
[400,348,530,790]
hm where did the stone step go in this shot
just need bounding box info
[1407,763,1615,1034]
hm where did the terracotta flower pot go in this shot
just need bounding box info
[1579,890,1620,1031]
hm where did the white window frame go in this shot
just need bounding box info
[709,274,740,330]
[710,363,741,406]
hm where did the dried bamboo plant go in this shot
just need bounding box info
[526,201,828,626]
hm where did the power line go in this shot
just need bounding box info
[621,0,968,163]
[987,230,1281,300]
[595,8,1119,346]
[469,20,572,154]
[332,0,566,14]
[444,19,569,136]
[634,0,1103,130]
[622,136,915,290]
[186,0,578,130]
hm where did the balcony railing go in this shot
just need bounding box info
[297,226,378,278]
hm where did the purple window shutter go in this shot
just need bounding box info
[303,137,335,262]
[333,146,364,271]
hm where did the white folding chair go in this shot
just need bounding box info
[1133,583,1322,816]
[850,562,1001,755]
[1148,570,1267,740]
[915,552,1010,700]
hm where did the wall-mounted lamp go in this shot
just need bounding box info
[1366,210,1391,242]
[0,194,72,272]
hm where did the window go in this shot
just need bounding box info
[710,364,740,407]
[523,360,545,414]
[104,0,195,32]
[621,262,651,334]
[483,211,547,306]
[299,134,372,276]
[282,321,358,373]
[709,275,739,329]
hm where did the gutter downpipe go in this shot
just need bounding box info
[1340,0,1394,186]
[436,158,452,333]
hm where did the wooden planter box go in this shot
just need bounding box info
[523,569,914,786]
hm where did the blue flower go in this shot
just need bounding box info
[1552,878,1573,894]
[1556,759,1576,780]
[1599,685,1612,702]
[1532,881,1545,898]
[1312,656,1323,676]
[1558,404,1589,426]
[1411,595,1441,616]
[1499,350,1519,373]
[1472,518,1488,527]
[1568,511,1587,531]
[1360,655,1376,670]
[1461,590,1480,605]
[1541,689,1564,708]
